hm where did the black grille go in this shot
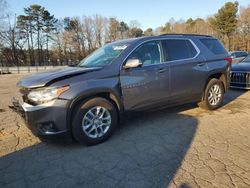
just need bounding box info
[230,72,250,88]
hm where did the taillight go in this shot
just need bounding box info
[225,57,232,64]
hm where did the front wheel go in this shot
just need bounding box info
[72,97,118,145]
[198,78,224,110]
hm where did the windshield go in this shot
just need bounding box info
[78,43,129,67]
[242,55,250,63]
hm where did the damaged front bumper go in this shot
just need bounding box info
[9,97,71,140]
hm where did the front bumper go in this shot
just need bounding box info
[230,85,250,89]
[230,71,250,89]
[10,98,71,139]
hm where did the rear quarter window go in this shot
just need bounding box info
[162,39,198,61]
[200,39,227,55]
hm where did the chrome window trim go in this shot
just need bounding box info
[120,38,201,70]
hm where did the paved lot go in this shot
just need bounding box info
[0,74,250,188]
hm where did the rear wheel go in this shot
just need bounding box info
[198,78,224,110]
[72,97,118,145]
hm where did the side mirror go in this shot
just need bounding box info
[123,58,142,69]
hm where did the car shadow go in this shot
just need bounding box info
[0,106,199,188]
[223,88,246,106]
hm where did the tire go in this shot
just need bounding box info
[198,78,224,110]
[72,97,118,145]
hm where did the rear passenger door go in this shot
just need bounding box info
[162,39,207,101]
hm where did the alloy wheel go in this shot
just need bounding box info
[82,106,111,138]
[208,84,222,106]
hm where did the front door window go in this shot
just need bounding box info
[127,41,162,66]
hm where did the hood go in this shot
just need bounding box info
[232,63,250,72]
[17,66,102,88]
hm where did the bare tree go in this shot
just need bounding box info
[129,20,141,29]
[0,0,8,66]
[109,17,119,41]
[1,14,21,66]
[82,16,94,52]
[239,5,250,51]
[1,1,250,68]
[93,15,103,48]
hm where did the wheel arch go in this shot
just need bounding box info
[201,72,227,101]
[206,72,227,92]
[66,89,123,132]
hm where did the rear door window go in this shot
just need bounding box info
[162,39,198,61]
[200,39,227,55]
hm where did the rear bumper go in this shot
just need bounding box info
[10,98,71,140]
[230,84,250,90]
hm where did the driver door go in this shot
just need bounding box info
[120,41,170,110]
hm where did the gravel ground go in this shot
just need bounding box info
[0,74,249,188]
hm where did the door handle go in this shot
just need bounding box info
[197,62,206,67]
[158,68,168,73]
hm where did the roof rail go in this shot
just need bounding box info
[159,33,212,37]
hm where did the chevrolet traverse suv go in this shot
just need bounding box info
[11,34,231,145]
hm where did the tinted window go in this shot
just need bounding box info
[235,52,241,57]
[128,41,162,66]
[237,52,248,57]
[235,52,242,57]
[186,40,198,57]
[243,52,248,56]
[242,55,250,63]
[200,39,227,55]
[162,39,197,61]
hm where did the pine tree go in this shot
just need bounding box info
[209,1,239,50]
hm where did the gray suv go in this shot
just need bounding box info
[11,34,231,145]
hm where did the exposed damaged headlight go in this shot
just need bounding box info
[27,86,70,104]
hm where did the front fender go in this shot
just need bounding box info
[63,78,123,131]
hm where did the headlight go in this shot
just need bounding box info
[27,85,70,104]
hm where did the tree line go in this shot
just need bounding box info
[0,1,250,67]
